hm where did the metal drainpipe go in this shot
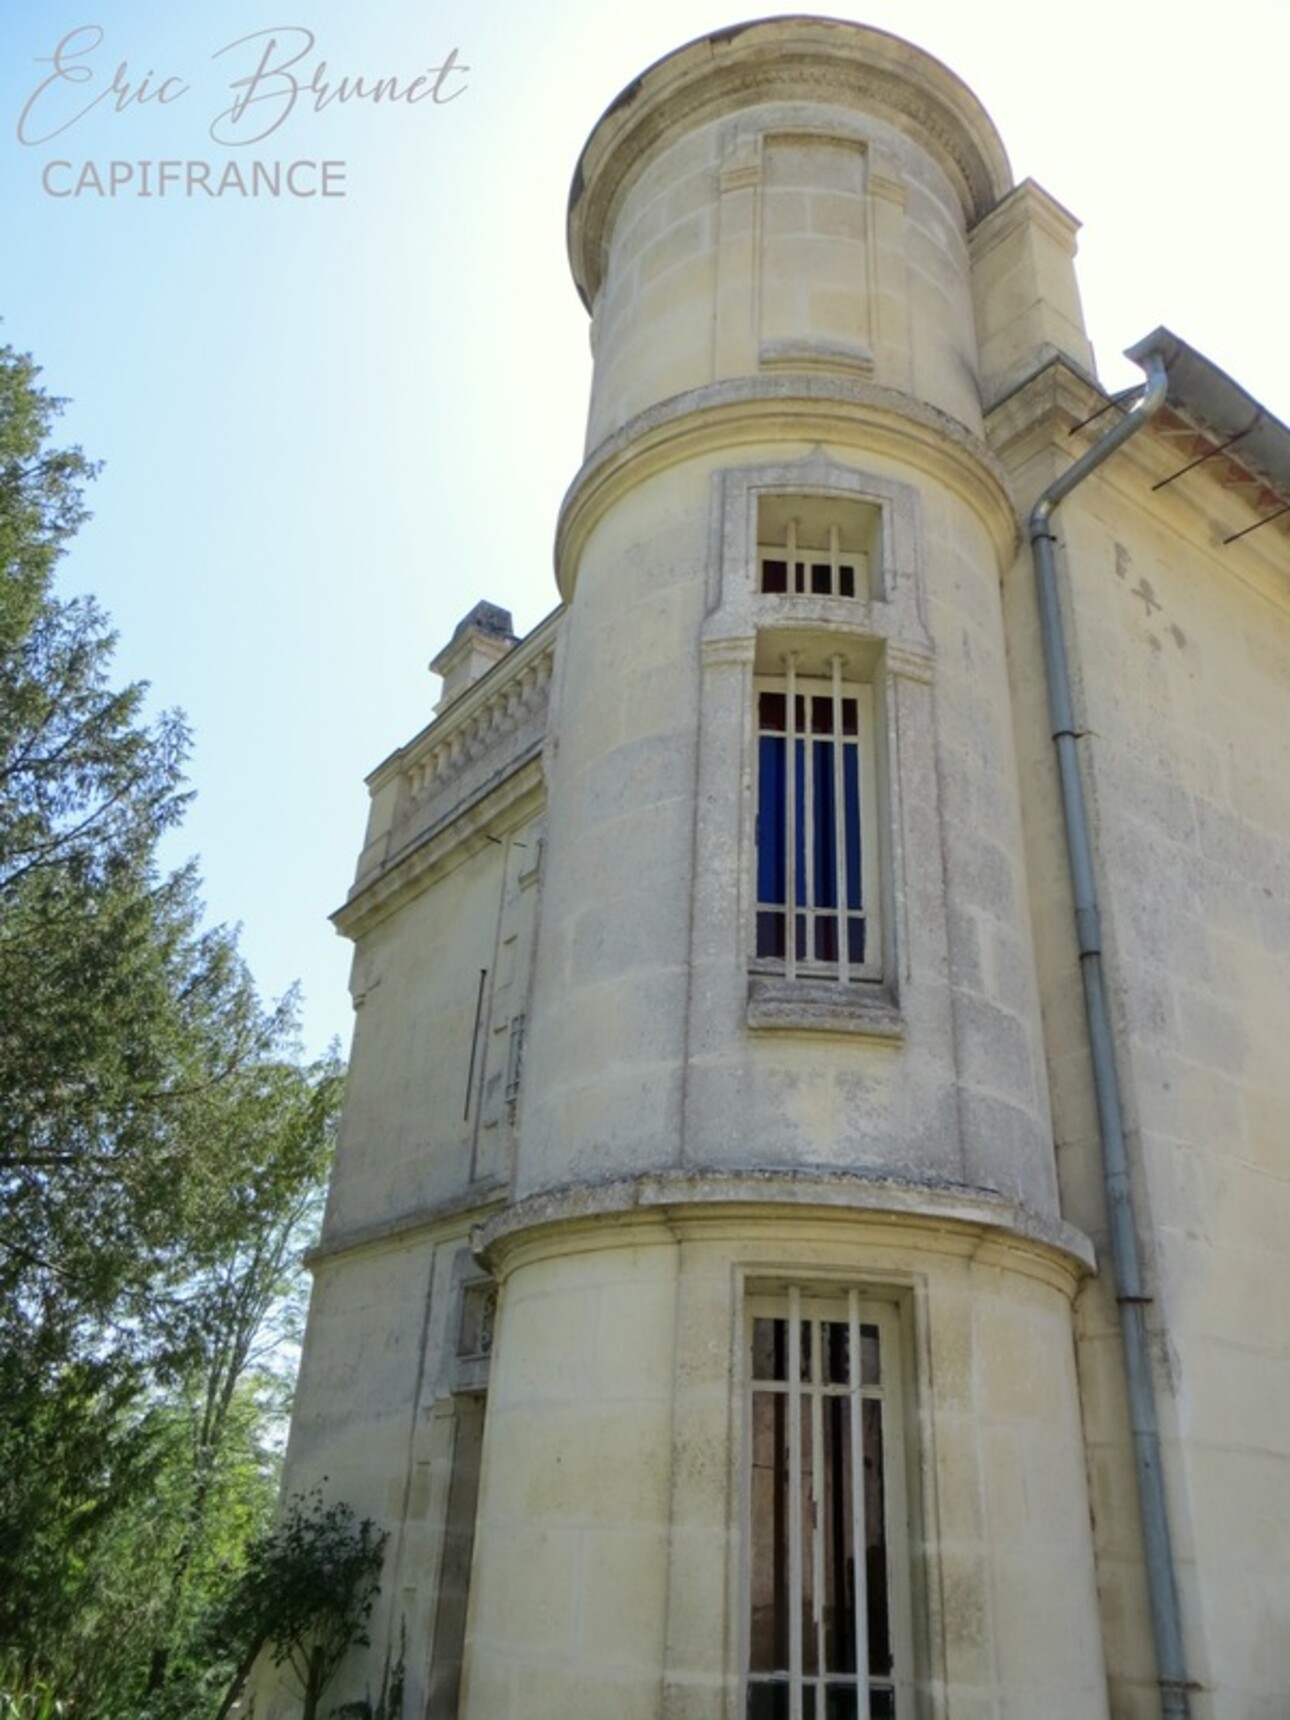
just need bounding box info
[1028,347,1190,1719]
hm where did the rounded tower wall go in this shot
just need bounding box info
[464,22,1106,1720]
[521,403,1055,1214]
[571,20,1011,451]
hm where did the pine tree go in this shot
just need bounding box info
[0,343,344,1710]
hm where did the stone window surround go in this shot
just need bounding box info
[742,1282,916,1720]
[699,455,932,1040]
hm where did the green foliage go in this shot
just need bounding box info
[0,1050,343,1714]
[0,341,272,1356]
[333,1619,406,1720]
[0,1344,159,1652]
[0,341,346,1714]
[210,1490,388,1720]
[0,1651,69,1719]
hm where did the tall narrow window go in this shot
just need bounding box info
[755,662,877,981]
[747,1290,910,1720]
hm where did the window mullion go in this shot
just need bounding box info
[849,1290,873,1720]
[811,1333,826,1697]
[829,522,840,597]
[785,657,798,982]
[802,669,816,960]
[831,656,849,984]
[788,1289,804,1719]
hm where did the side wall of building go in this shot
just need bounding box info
[265,625,553,1716]
[994,363,1290,1719]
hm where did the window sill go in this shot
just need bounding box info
[746,976,904,1040]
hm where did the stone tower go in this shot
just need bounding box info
[273,17,1290,1720]
[455,21,1103,1716]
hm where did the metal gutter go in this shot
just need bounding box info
[1028,344,1191,1719]
[1128,326,1290,509]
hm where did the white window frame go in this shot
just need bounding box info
[752,660,882,986]
[758,518,865,599]
[743,1288,914,1720]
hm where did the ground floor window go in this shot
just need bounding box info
[746,1288,910,1720]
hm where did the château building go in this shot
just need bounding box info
[270,18,1290,1719]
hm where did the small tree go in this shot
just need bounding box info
[211,1489,387,1720]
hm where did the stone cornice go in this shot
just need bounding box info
[986,357,1290,598]
[340,611,560,935]
[366,608,561,797]
[335,758,545,941]
[569,20,1012,307]
[555,375,1020,592]
[307,1181,510,1268]
[967,176,1082,270]
[474,1167,1096,1290]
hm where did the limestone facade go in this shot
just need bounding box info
[269,19,1290,1720]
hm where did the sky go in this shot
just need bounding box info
[2,0,1287,1057]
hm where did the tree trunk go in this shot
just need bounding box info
[213,1636,265,1720]
[301,1644,325,1720]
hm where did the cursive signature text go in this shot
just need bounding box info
[18,23,469,149]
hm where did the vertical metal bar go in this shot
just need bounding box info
[849,1291,872,1720]
[789,1290,803,1719]
[811,1322,826,1691]
[877,1307,911,1720]
[802,670,816,960]
[857,687,873,969]
[830,656,849,982]
[773,1327,788,1678]
[785,656,798,980]
[462,967,487,1121]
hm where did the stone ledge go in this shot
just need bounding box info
[475,1166,1097,1280]
[556,372,1020,591]
[306,1180,510,1267]
[746,976,904,1040]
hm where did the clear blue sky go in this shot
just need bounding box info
[3,0,1286,1055]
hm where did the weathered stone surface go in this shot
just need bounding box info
[263,18,1290,1720]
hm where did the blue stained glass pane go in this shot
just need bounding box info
[843,744,862,909]
[758,737,786,905]
[847,917,866,964]
[758,912,786,959]
[813,741,837,907]
[815,916,839,962]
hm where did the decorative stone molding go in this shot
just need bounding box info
[473,1166,1097,1282]
[401,647,553,812]
[307,1181,510,1267]
[556,374,1020,594]
[885,640,935,684]
[568,19,1012,306]
[338,613,560,933]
